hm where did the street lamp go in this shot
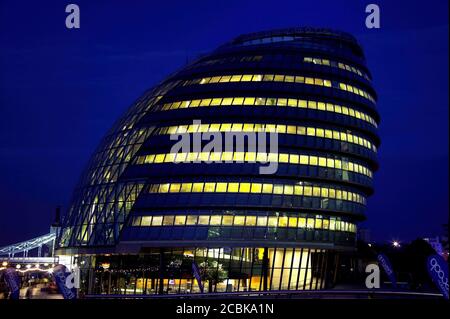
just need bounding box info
[1,261,7,267]
[392,241,401,248]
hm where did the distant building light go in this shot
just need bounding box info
[392,241,401,248]
[101,262,110,270]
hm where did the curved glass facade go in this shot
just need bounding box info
[57,27,379,294]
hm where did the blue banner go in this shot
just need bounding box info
[377,253,397,288]
[4,268,20,299]
[426,254,449,299]
[53,264,77,299]
[192,262,204,293]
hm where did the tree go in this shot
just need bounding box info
[199,260,228,293]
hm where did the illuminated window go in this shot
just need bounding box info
[169,183,181,193]
[210,215,222,225]
[239,183,251,192]
[198,215,210,225]
[216,182,227,192]
[180,183,192,192]
[298,217,306,228]
[251,183,262,193]
[273,185,284,195]
[284,185,294,195]
[278,216,288,227]
[228,183,239,192]
[174,215,186,225]
[141,216,151,226]
[204,182,216,192]
[159,183,170,193]
[234,216,245,225]
[257,216,268,227]
[152,216,163,226]
[244,97,255,105]
[246,216,257,226]
[163,215,175,226]
[307,218,315,229]
[268,216,278,227]
[132,216,142,226]
[262,183,273,193]
[222,215,233,226]
[192,183,204,192]
[315,218,323,229]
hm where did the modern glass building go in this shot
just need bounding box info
[56,28,379,295]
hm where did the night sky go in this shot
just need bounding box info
[0,0,448,246]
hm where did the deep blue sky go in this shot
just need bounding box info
[0,0,448,246]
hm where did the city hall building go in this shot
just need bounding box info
[56,28,380,295]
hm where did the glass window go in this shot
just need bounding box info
[222,98,233,105]
[318,157,326,167]
[210,98,222,106]
[159,183,170,193]
[313,186,321,197]
[204,182,216,192]
[228,183,239,192]
[163,215,175,226]
[274,75,284,82]
[315,218,323,229]
[152,216,163,226]
[233,97,244,105]
[180,183,192,192]
[251,183,262,193]
[222,215,233,226]
[278,216,288,227]
[198,215,210,225]
[257,216,268,227]
[216,182,227,192]
[284,185,294,195]
[288,217,297,228]
[210,215,222,225]
[307,218,315,229]
[240,183,251,192]
[273,185,284,195]
[174,215,186,225]
[234,216,245,225]
[246,216,257,226]
[141,216,151,226]
[192,183,204,192]
[230,75,242,82]
[219,75,231,83]
[268,216,278,227]
[298,217,306,228]
[243,97,255,105]
[262,183,273,193]
[132,216,142,226]
[294,185,303,195]
[185,215,197,225]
